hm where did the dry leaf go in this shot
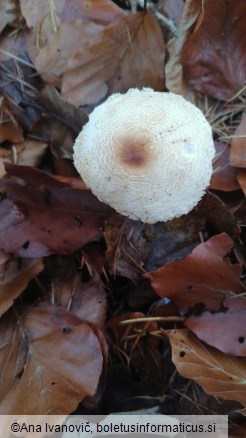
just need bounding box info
[0,140,48,178]
[54,275,107,329]
[0,98,23,143]
[62,11,165,106]
[185,293,246,356]
[146,233,244,313]
[0,199,24,231]
[36,20,103,85]
[105,211,205,283]
[237,170,246,196]
[168,329,246,414]
[0,258,44,317]
[31,85,88,161]
[61,0,127,25]
[0,163,112,257]
[230,115,246,168]
[181,0,246,100]
[199,192,240,239]
[211,142,240,191]
[20,0,65,53]
[0,0,20,33]
[0,303,105,414]
[165,0,201,99]
[0,121,23,144]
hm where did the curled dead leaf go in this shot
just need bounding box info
[185,293,246,356]
[181,0,246,100]
[0,303,106,414]
[167,329,246,414]
[146,233,244,313]
[0,257,44,317]
[0,163,112,257]
[230,115,246,168]
[62,11,165,106]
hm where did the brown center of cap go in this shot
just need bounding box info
[117,135,153,170]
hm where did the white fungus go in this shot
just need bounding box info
[73,88,215,224]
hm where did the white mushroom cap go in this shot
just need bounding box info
[73,88,215,224]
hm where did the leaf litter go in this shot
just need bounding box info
[0,0,245,430]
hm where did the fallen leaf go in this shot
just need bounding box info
[237,170,246,196]
[167,329,246,414]
[0,199,25,231]
[199,192,240,239]
[165,0,201,99]
[178,378,242,417]
[181,0,246,100]
[0,97,23,143]
[211,142,240,191]
[146,233,244,313]
[62,11,165,106]
[61,0,127,25]
[32,85,88,161]
[105,211,205,283]
[0,140,48,178]
[49,174,87,190]
[36,20,103,85]
[53,275,107,329]
[0,163,112,257]
[0,28,26,62]
[0,0,20,33]
[0,302,105,414]
[0,258,44,317]
[230,115,246,168]
[185,293,246,356]
[0,121,23,144]
[20,0,65,53]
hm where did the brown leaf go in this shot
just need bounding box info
[230,115,246,168]
[32,85,88,161]
[36,20,103,85]
[62,11,165,106]
[181,0,246,100]
[0,163,112,257]
[146,233,244,313]
[40,84,88,137]
[0,199,25,231]
[0,258,44,317]
[61,0,127,25]
[199,192,240,239]
[0,140,48,178]
[105,211,206,283]
[0,0,20,33]
[53,275,107,329]
[0,97,23,143]
[237,170,246,196]
[165,0,201,99]
[0,121,23,143]
[0,303,105,414]
[185,293,246,356]
[49,174,87,190]
[211,142,240,191]
[168,329,246,414]
[20,0,65,53]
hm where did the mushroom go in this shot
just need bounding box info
[73,88,215,224]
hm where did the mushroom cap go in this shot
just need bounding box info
[73,88,215,223]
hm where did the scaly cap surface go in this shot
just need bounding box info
[73,88,215,223]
